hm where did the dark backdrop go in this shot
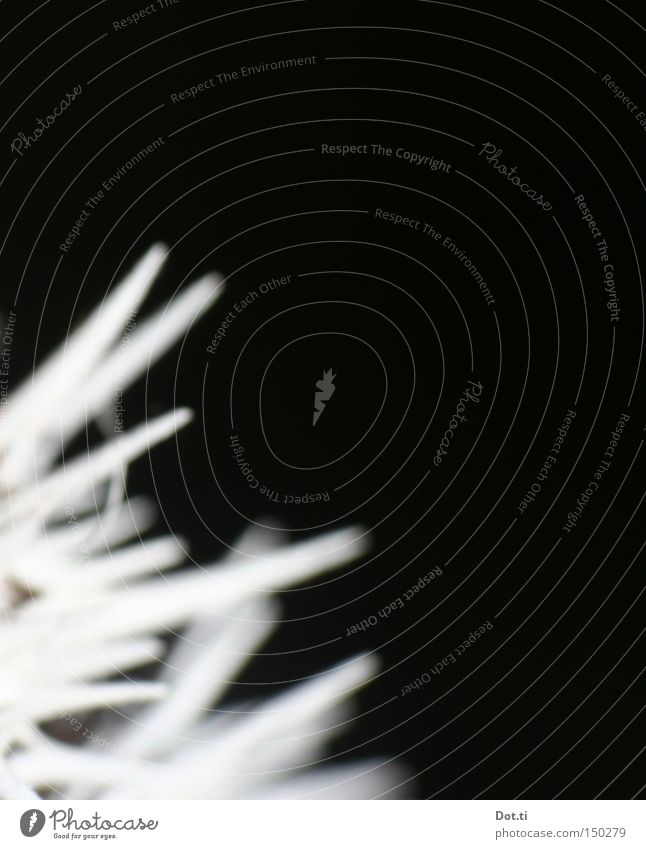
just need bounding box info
[1,0,645,799]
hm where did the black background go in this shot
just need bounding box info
[1,0,646,799]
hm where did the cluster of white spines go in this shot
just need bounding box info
[0,246,400,799]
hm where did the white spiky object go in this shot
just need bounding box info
[0,246,400,800]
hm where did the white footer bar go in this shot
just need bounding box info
[1,800,644,848]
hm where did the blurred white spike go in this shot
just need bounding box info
[74,526,367,641]
[37,273,222,464]
[14,681,168,724]
[0,247,401,801]
[0,756,40,800]
[244,760,405,800]
[0,245,167,485]
[130,655,376,799]
[1,409,192,524]
[112,599,278,760]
